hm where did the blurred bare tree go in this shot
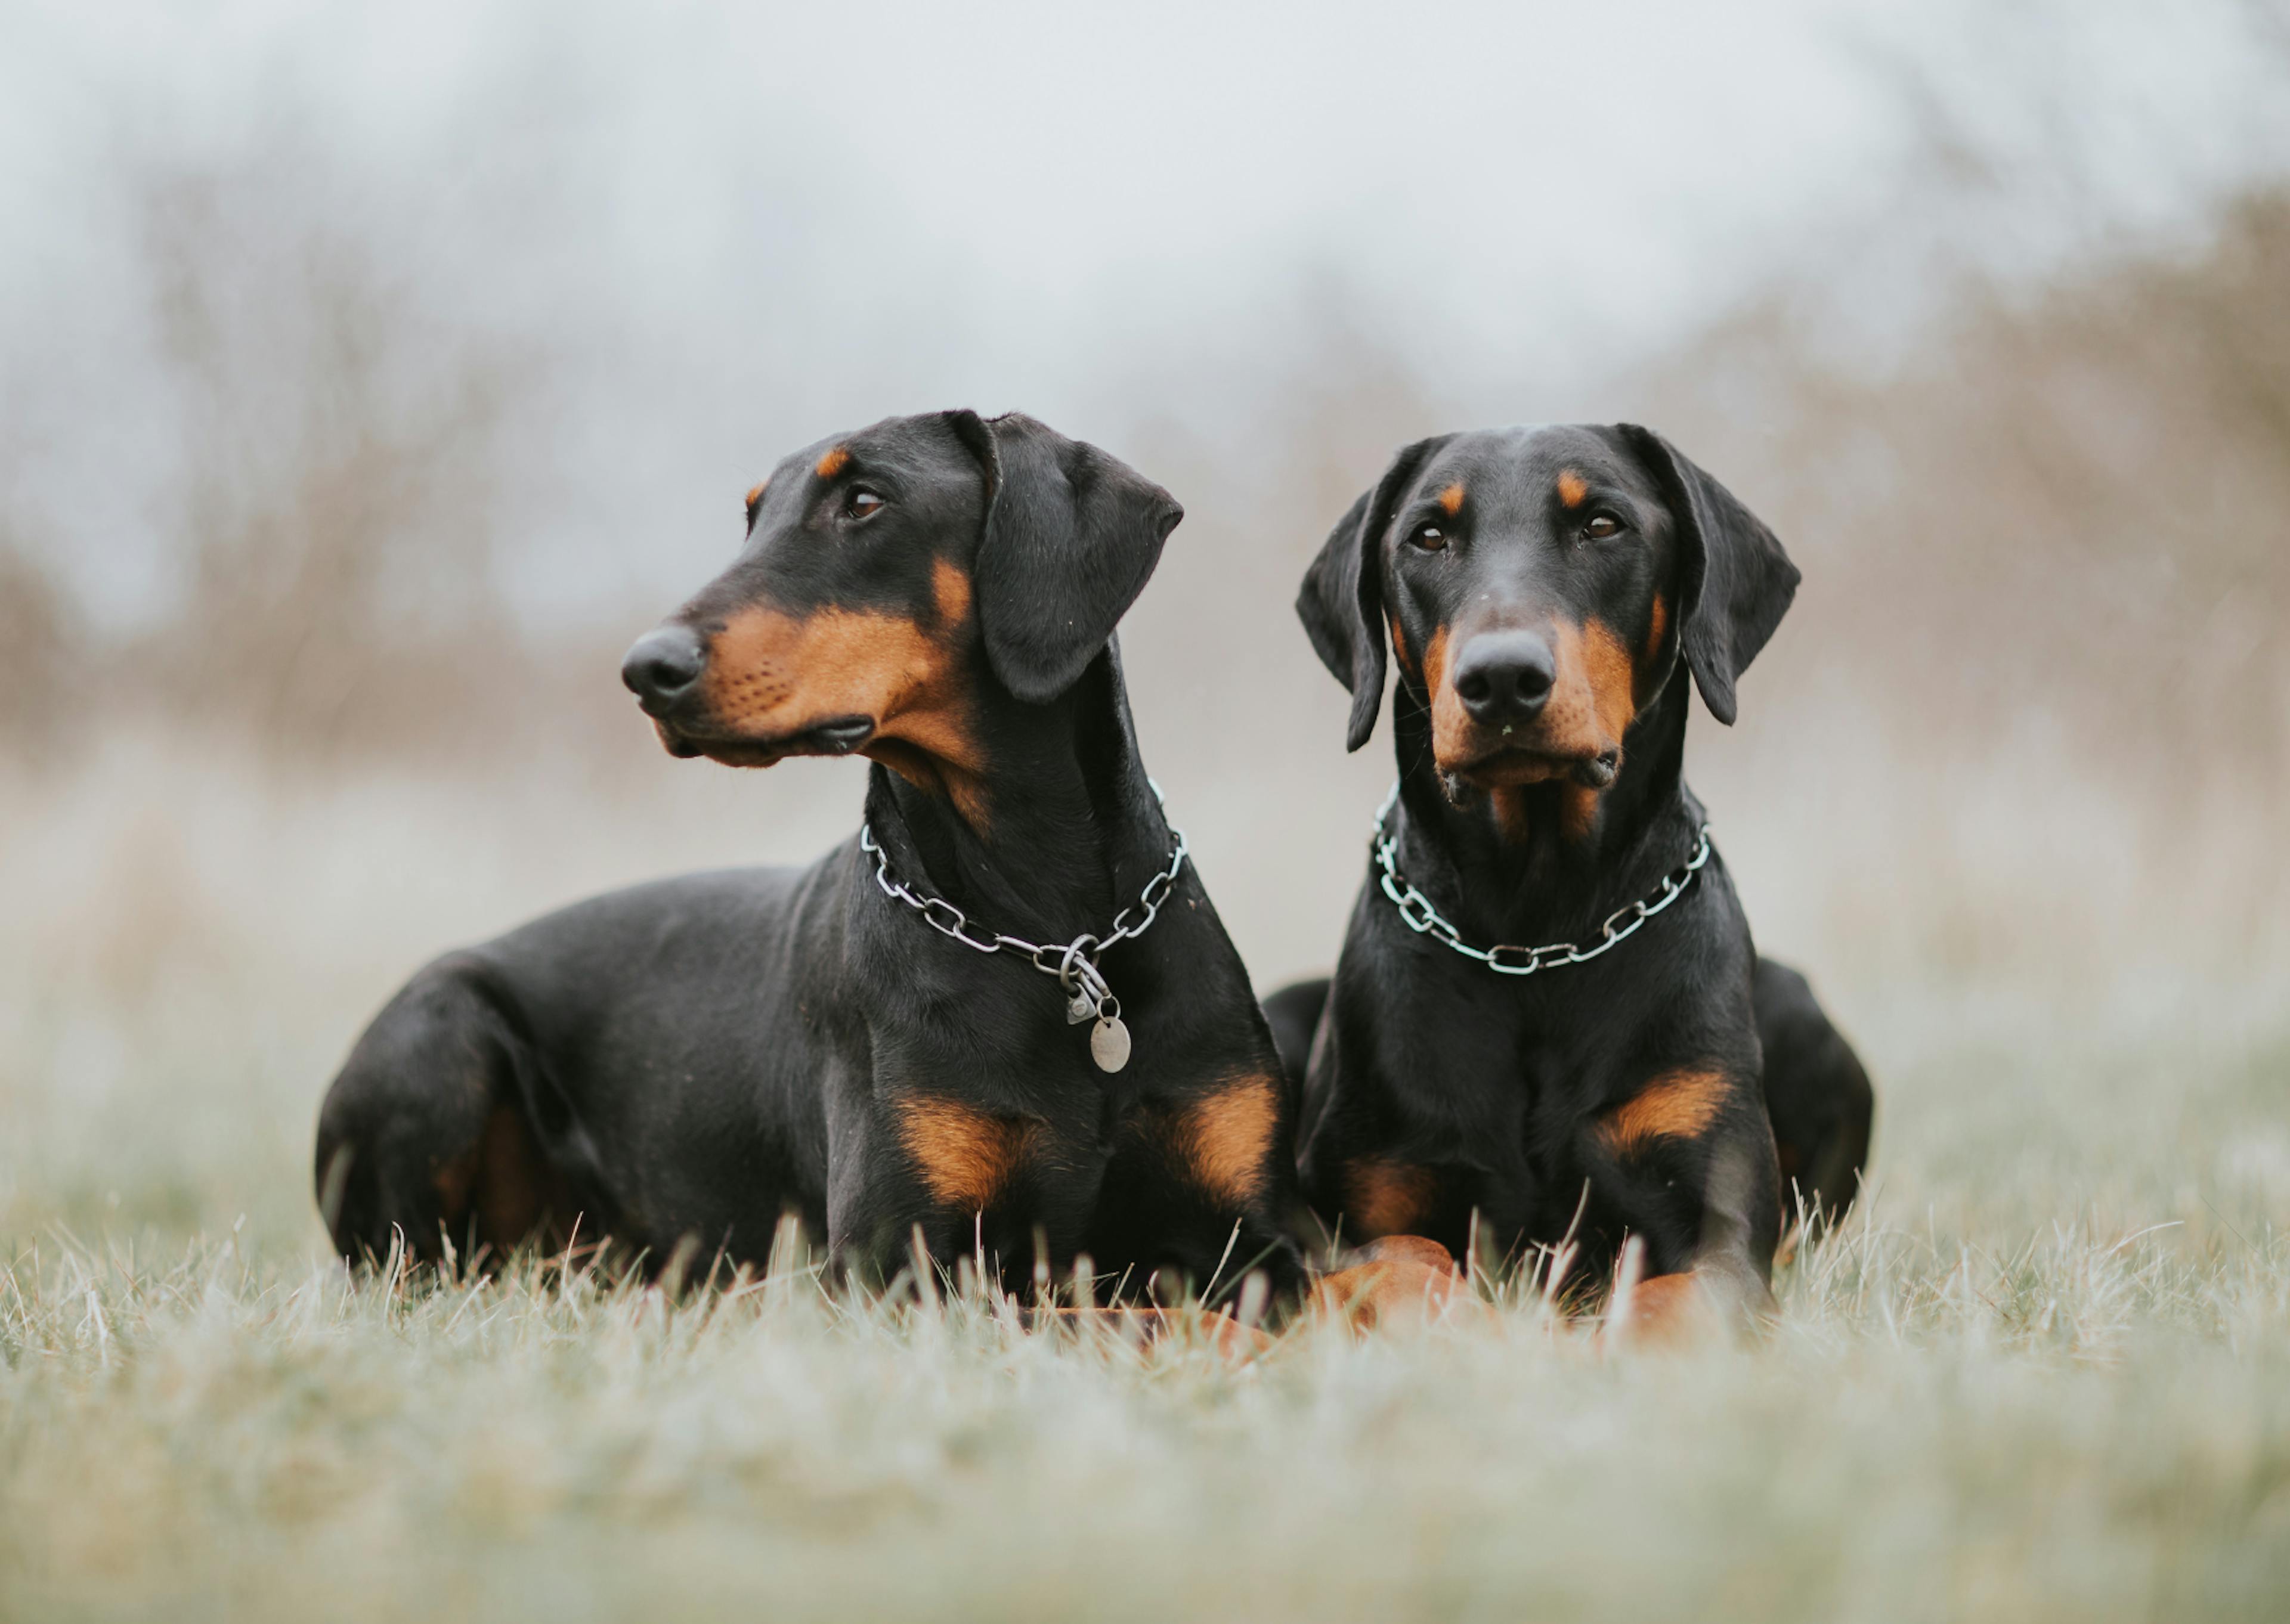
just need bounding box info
[1651,184,2290,792]
[110,138,538,766]
[0,526,76,752]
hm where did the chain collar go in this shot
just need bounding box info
[857,788,1187,1072]
[1370,782,1712,976]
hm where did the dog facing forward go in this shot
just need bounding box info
[1276,424,1874,1341]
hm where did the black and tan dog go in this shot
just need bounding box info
[1267,424,1874,1340]
[315,411,1309,1306]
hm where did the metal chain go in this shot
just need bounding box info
[858,791,1188,1015]
[1370,782,1712,977]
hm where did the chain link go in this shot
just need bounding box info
[859,792,1189,1011]
[1370,782,1711,977]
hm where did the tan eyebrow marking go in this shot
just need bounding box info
[1438,483,1465,516]
[744,482,766,510]
[1556,469,1589,509]
[815,446,850,479]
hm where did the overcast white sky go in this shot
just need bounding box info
[3,0,2286,620]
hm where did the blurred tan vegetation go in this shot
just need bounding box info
[7,159,2286,794]
[17,163,2290,1006]
[1661,184,2290,778]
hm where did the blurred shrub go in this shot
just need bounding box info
[1653,185,2290,783]
[100,151,545,768]
[0,532,76,751]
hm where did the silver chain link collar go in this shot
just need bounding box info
[858,791,1187,1072]
[1371,782,1712,976]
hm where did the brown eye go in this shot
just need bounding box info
[1584,513,1621,540]
[847,488,885,519]
[1410,522,1448,551]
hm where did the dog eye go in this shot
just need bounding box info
[1409,522,1448,552]
[846,488,885,519]
[1583,513,1621,540]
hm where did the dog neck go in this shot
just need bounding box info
[862,641,1173,949]
[1387,675,1699,946]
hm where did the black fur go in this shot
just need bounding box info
[316,411,1303,1299]
[1280,423,1873,1328]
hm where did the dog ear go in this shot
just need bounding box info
[1296,437,1445,751]
[946,411,1183,705]
[1617,425,1799,726]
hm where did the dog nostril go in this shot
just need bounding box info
[621,625,707,701]
[1453,631,1557,724]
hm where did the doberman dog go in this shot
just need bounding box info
[1266,424,1874,1341]
[314,411,1310,1306]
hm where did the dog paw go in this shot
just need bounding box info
[1600,1270,1724,1353]
[1312,1253,1483,1334]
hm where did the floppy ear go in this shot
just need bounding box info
[1617,424,1800,726]
[946,410,1183,705]
[1296,437,1445,751]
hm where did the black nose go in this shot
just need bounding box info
[1452,631,1556,727]
[621,624,707,709]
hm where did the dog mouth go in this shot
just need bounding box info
[1444,743,1620,791]
[651,714,877,766]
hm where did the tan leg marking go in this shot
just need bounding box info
[1596,1068,1732,1157]
[434,1107,567,1256]
[896,1097,1041,1214]
[1169,1072,1280,1207]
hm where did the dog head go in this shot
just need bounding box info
[1299,423,1796,811]
[623,410,1181,819]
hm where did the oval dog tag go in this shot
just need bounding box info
[1090,1015,1131,1073]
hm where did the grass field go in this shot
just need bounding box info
[8,950,2289,1619]
[4,742,2289,1622]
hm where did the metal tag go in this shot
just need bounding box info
[1089,1015,1131,1073]
[1065,988,1096,1025]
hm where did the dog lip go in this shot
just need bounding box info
[651,715,875,766]
[1447,743,1587,782]
[805,716,876,755]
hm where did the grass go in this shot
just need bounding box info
[4,745,2289,1620]
[5,1009,2290,1622]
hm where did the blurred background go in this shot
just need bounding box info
[4,0,2287,1249]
